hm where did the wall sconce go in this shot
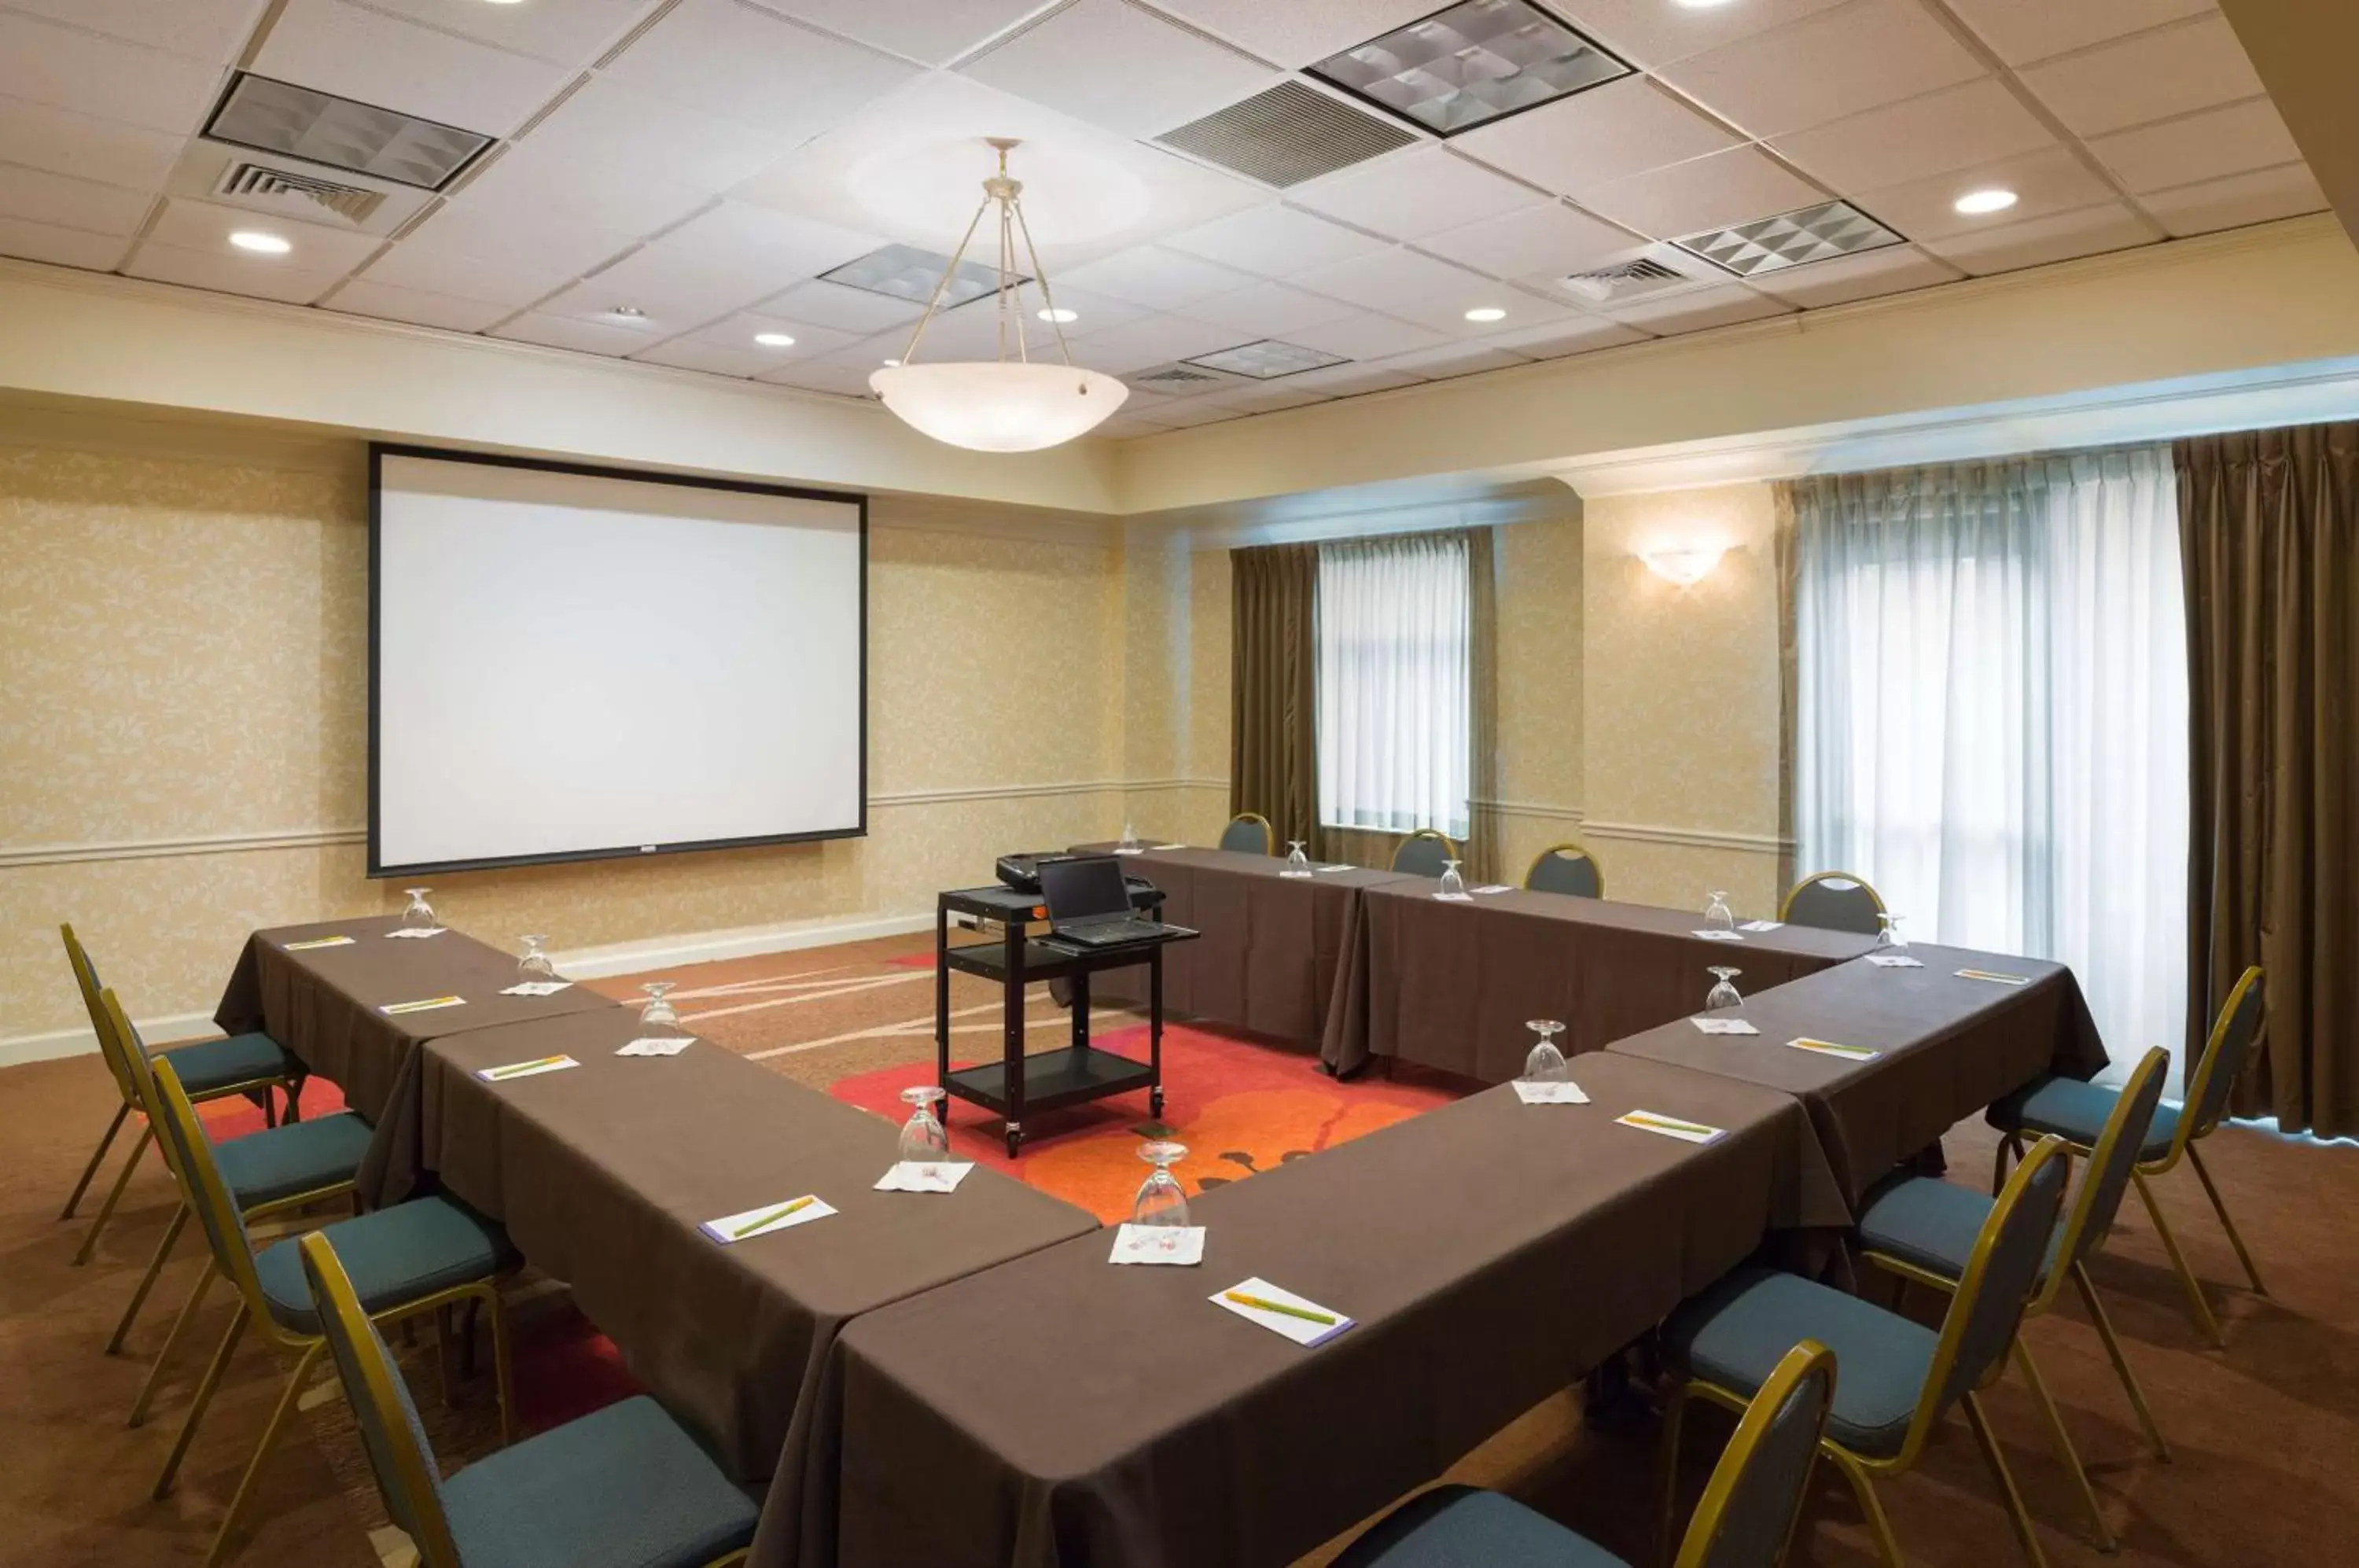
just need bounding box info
[1639,546,1725,585]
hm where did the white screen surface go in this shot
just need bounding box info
[373,452,864,874]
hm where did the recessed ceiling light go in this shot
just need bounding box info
[605,305,646,320]
[882,358,902,367]
[1037,307,1078,324]
[1463,307,1507,322]
[753,331,796,348]
[228,230,291,255]
[1953,187,2020,216]
[1671,0,1739,9]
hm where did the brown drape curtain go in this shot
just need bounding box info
[2177,424,2359,1137]
[1230,543,1320,856]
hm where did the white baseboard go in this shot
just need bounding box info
[548,910,938,979]
[0,1010,220,1069]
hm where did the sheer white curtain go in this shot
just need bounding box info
[1794,447,2191,1085]
[1317,532,1471,838]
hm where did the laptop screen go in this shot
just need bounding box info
[1038,855,1133,922]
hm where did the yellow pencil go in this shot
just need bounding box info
[484,1054,569,1080]
[1224,1290,1338,1326]
[731,1195,815,1239]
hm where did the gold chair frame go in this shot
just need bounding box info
[300,1232,748,1568]
[1868,1048,2177,1553]
[1661,1137,2071,1568]
[144,1046,513,1568]
[1391,827,1460,874]
[1665,1338,1836,1568]
[1776,870,1887,926]
[1995,965,2268,1347]
[59,925,301,1267]
[1524,841,1606,897]
[1224,811,1275,856]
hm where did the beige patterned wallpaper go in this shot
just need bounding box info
[0,422,1129,1045]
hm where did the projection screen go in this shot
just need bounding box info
[370,447,866,876]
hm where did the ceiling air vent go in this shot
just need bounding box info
[204,72,493,191]
[215,160,387,225]
[1553,245,1729,306]
[1131,364,1237,392]
[1156,80,1415,189]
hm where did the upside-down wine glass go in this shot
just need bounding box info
[1875,913,1908,950]
[1283,839,1312,878]
[1132,1140,1191,1248]
[1522,1019,1570,1082]
[1706,966,1744,1011]
[399,888,437,931]
[897,1086,951,1166]
[517,934,557,981]
[1438,858,1468,899]
[1118,820,1142,853]
[639,981,681,1036]
[1703,890,1735,933]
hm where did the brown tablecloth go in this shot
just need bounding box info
[403,1010,1098,1568]
[1334,888,1878,1080]
[212,915,617,1124]
[831,1053,1846,1568]
[1076,845,1420,1048]
[1606,945,2111,1208]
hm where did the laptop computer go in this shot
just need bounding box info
[1038,855,1172,949]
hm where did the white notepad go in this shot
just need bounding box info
[1110,1224,1205,1266]
[1693,929,1746,943]
[874,1161,974,1194]
[1433,892,1474,903]
[1514,1080,1589,1105]
[499,980,573,997]
[384,927,447,940]
[1691,1017,1759,1036]
[701,1194,834,1244]
[1739,919,1784,933]
[616,1036,693,1057]
[1213,1277,1353,1345]
[1866,954,1924,969]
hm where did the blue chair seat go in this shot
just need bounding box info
[1334,1485,1629,1568]
[1988,1076,2177,1160]
[440,1394,760,1568]
[160,1031,299,1095]
[213,1112,374,1209]
[1665,1268,1934,1459]
[254,1197,509,1334]
[1858,1175,2065,1287]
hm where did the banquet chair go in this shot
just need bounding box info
[1860,1048,2174,1551]
[1390,830,1459,878]
[1220,812,1275,855]
[1989,966,2267,1346]
[57,925,305,1266]
[299,1231,758,1568]
[1661,1138,2070,1568]
[1335,1341,1833,1568]
[1777,873,1886,937]
[143,1054,516,1568]
[1525,842,1606,898]
[95,988,372,1362]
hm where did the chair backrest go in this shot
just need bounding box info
[299,1232,463,1568]
[61,925,137,1106]
[1779,872,1886,937]
[1219,812,1274,856]
[2182,966,2265,1143]
[139,1036,272,1321]
[1916,1136,2069,1445]
[2044,1047,2169,1303]
[1676,1340,1836,1568]
[1390,830,1458,877]
[1525,843,1604,899]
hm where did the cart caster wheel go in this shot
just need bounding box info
[1150,1090,1166,1118]
[1004,1129,1021,1158]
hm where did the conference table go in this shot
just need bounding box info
[827,1052,1848,1568]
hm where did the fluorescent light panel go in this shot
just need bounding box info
[818,243,1016,309]
[1309,0,1630,138]
[1184,340,1349,380]
[204,73,492,190]
[1675,201,1904,278]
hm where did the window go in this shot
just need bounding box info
[1316,532,1471,838]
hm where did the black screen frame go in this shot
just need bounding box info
[366,443,869,879]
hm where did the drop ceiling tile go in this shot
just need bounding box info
[602,0,918,138]
[0,13,226,134]
[1068,311,1255,374]
[1143,0,1446,68]
[254,0,573,137]
[1162,204,1391,277]
[322,278,507,332]
[144,197,386,271]
[1574,145,1827,240]
[491,312,661,355]
[683,310,865,359]
[1280,310,1451,360]
[959,0,1283,139]
[745,0,1048,68]
[2141,162,2328,237]
[359,238,581,310]
[123,241,346,304]
[761,278,927,333]
[755,346,888,396]
[362,0,657,68]
[628,337,788,377]
[0,215,134,272]
[2087,97,2303,194]
[536,270,746,338]
[1849,145,2117,243]
[1202,381,1333,414]
[1290,146,1550,242]
[1180,281,1364,337]
[1053,247,1260,311]
[1941,0,2217,67]
[1034,286,1152,334]
[1283,361,1429,396]
[1918,201,2157,275]
[1419,201,1636,282]
[0,99,186,191]
[1452,78,1742,196]
[1375,341,1532,381]
[1476,314,1650,357]
[1151,399,1247,428]
[2019,15,2264,138]
[1595,283,1794,333]
[639,202,879,285]
[0,164,156,237]
[1772,79,2059,196]
[405,201,639,280]
[1297,248,1580,334]
[1550,0,1853,69]
[893,299,1069,361]
[1,0,265,61]
[1656,0,1986,139]
[1743,243,1962,307]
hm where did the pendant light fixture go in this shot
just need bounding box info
[870,138,1128,453]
